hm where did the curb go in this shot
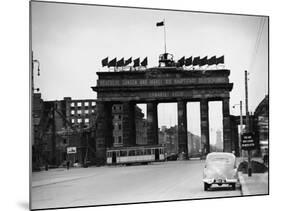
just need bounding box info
[238,172,250,195]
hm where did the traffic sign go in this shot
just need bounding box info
[241,132,256,150]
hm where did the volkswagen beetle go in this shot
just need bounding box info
[203,152,238,191]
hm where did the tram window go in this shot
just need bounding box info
[129,150,135,156]
[107,152,112,157]
[136,150,143,155]
[120,151,127,157]
[151,149,155,154]
[145,149,151,155]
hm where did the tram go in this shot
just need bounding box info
[106,145,166,165]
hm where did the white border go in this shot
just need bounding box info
[1,0,279,211]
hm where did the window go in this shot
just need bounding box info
[120,151,127,157]
[136,150,143,155]
[118,136,122,143]
[77,102,82,107]
[119,115,122,120]
[118,124,122,130]
[77,118,82,123]
[107,152,112,157]
[84,102,89,106]
[77,110,82,114]
[71,119,75,123]
[85,118,89,123]
[71,110,75,115]
[128,150,135,156]
[85,110,89,114]
[145,149,151,155]
[113,106,116,110]
[91,102,95,106]
[71,102,75,107]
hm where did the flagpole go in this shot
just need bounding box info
[164,18,167,53]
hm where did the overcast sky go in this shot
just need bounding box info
[31,2,268,142]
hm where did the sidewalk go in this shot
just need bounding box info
[238,172,269,196]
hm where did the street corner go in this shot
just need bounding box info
[238,171,269,196]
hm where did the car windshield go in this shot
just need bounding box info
[206,156,235,168]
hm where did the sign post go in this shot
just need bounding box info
[241,132,255,176]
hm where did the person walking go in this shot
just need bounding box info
[66,160,70,170]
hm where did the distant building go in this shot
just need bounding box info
[254,95,269,156]
[111,104,147,147]
[188,132,201,157]
[215,130,223,151]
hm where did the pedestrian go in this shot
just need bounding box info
[45,160,48,171]
[66,160,70,170]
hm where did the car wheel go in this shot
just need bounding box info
[231,183,236,190]
[204,183,210,191]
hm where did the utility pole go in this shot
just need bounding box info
[245,70,252,177]
[239,100,243,157]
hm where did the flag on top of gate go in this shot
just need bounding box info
[207,56,216,66]
[108,58,117,67]
[101,57,108,67]
[141,57,148,67]
[156,21,164,27]
[185,56,193,66]
[193,56,200,66]
[133,58,140,67]
[199,56,208,66]
[216,56,224,65]
[124,57,132,66]
[116,58,124,67]
[177,56,185,67]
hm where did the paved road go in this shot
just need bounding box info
[31,160,241,210]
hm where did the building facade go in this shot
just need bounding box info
[32,96,97,168]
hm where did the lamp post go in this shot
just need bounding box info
[233,101,243,157]
[32,51,41,93]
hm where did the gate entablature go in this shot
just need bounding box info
[92,69,233,102]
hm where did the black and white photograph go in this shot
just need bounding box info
[30,1,269,210]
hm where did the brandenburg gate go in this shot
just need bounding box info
[92,55,233,162]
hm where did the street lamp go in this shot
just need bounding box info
[233,101,243,157]
[32,51,41,93]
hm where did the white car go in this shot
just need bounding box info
[203,152,238,191]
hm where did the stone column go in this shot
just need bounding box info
[178,100,188,159]
[147,102,158,145]
[200,99,210,156]
[122,102,136,146]
[95,102,113,163]
[222,98,232,152]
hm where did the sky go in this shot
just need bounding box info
[31,2,268,143]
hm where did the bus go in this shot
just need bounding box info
[106,145,166,165]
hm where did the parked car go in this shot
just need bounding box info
[203,152,238,191]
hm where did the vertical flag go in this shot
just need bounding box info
[185,56,193,66]
[177,56,185,67]
[141,57,148,67]
[207,56,216,66]
[193,57,200,66]
[116,58,124,67]
[101,57,108,67]
[124,57,132,66]
[199,56,208,66]
[216,56,224,65]
[133,58,140,67]
[108,58,117,67]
